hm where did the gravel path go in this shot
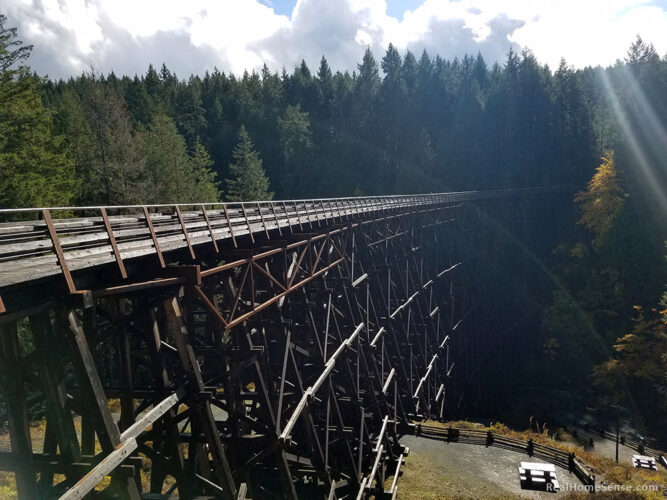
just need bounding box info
[566,425,636,464]
[397,435,588,499]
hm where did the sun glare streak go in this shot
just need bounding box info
[616,64,667,173]
[598,69,667,216]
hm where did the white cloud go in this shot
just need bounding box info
[3,0,667,78]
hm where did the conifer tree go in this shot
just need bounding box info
[189,139,220,202]
[77,77,148,204]
[141,114,219,202]
[225,125,272,201]
[278,104,312,196]
[0,15,77,209]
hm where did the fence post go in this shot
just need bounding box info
[416,423,422,436]
[447,426,453,443]
[486,431,494,447]
[568,452,575,471]
[527,438,534,456]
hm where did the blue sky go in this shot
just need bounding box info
[267,0,423,19]
[384,0,425,19]
[5,0,667,79]
[262,0,422,20]
[260,0,296,16]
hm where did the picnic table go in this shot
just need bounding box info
[519,461,560,491]
[632,455,657,470]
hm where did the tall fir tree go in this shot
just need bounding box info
[225,125,272,201]
[0,15,77,209]
[77,77,148,204]
[141,114,219,203]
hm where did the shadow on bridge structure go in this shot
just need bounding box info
[0,188,549,499]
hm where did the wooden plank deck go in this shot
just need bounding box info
[0,190,535,290]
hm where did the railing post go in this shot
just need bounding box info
[175,206,195,260]
[100,207,128,279]
[42,209,76,293]
[240,203,255,243]
[143,206,166,267]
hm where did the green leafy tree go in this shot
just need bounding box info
[225,125,272,201]
[593,304,667,412]
[0,14,77,209]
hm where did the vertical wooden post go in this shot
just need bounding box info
[30,312,80,462]
[0,321,38,499]
[111,299,134,433]
[146,307,186,495]
[163,296,237,500]
[66,308,141,499]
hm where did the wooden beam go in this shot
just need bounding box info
[163,297,237,500]
[0,321,38,498]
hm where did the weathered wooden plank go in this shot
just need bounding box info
[0,192,533,291]
[58,438,139,500]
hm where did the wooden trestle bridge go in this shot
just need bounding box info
[0,189,540,499]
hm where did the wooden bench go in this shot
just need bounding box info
[519,462,560,491]
[632,455,657,470]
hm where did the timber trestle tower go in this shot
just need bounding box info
[0,189,540,499]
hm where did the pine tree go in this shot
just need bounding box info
[124,76,155,126]
[0,15,77,209]
[174,76,207,147]
[278,104,312,196]
[141,114,219,203]
[77,77,148,204]
[189,139,220,202]
[316,56,334,114]
[226,125,272,201]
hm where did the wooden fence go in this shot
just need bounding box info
[417,424,596,489]
[569,419,665,464]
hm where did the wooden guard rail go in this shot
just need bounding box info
[569,419,665,463]
[0,189,541,292]
[417,424,596,489]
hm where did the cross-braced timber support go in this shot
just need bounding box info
[0,190,545,498]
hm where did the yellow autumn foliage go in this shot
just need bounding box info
[574,151,624,248]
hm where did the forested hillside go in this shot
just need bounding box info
[1,13,665,439]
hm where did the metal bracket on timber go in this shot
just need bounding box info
[0,189,543,499]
